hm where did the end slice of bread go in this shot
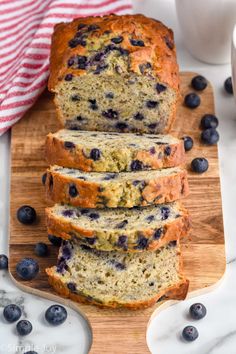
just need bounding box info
[46,240,189,309]
[46,202,190,252]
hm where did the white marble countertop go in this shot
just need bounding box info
[1,1,236,353]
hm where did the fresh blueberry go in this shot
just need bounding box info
[88,99,98,110]
[17,205,36,225]
[16,320,33,336]
[182,326,199,342]
[130,39,145,46]
[16,258,39,280]
[90,148,101,161]
[191,158,209,173]
[201,128,219,145]
[146,100,158,108]
[201,114,218,129]
[69,184,78,198]
[42,172,47,185]
[3,304,22,322]
[48,234,62,247]
[224,77,233,94]
[189,303,207,320]
[164,146,171,156]
[184,93,201,108]
[64,74,73,81]
[134,112,144,121]
[156,83,167,93]
[45,305,67,326]
[89,212,100,220]
[24,351,38,354]
[34,242,48,257]
[111,36,123,44]
[102,109,119,119]
[153,228,162,239]
[0,254,8,269]
[191,75,208,91]
[182,136,193,151]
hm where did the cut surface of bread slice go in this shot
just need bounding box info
[45,166,189,208]
[48,14,180,134]
[46,240,189,309]
[46,202,190,252]
[46,130,185,172]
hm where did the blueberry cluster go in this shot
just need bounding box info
[182,303,207,342]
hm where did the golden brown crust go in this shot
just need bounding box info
[45,204,191,252]
[45,168,189,208]
[45,132,185,172]
[46,267,189,310]
[48,14,179,93]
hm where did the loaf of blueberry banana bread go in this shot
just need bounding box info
[46,240,189,309]
[46,130,185,172]
[45,166,189,208]
[48,14,179,134]
[46,202,190,252]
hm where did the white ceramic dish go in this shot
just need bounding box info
[176,0,236,64]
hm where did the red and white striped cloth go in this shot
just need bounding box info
[0,0,132,136]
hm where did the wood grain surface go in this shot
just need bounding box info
[9,72,226,354]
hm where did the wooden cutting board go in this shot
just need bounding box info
[9,72,226,354]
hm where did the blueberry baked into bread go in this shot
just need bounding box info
[46,239,189,309]
[48,14,180,134]
[46,130,185,172]
[46,202,190,252]
[45,166,189,208]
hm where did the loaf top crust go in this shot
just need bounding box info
[48,14,179,92]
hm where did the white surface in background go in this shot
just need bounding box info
[1,1,236,353]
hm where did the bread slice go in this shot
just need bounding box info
[46,240,189,309]
[48,14,180,134]
[46,130,185,172]
[46,202,190,252]
[45,166,189,208]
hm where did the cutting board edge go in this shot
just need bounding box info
[8,256,226,353]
